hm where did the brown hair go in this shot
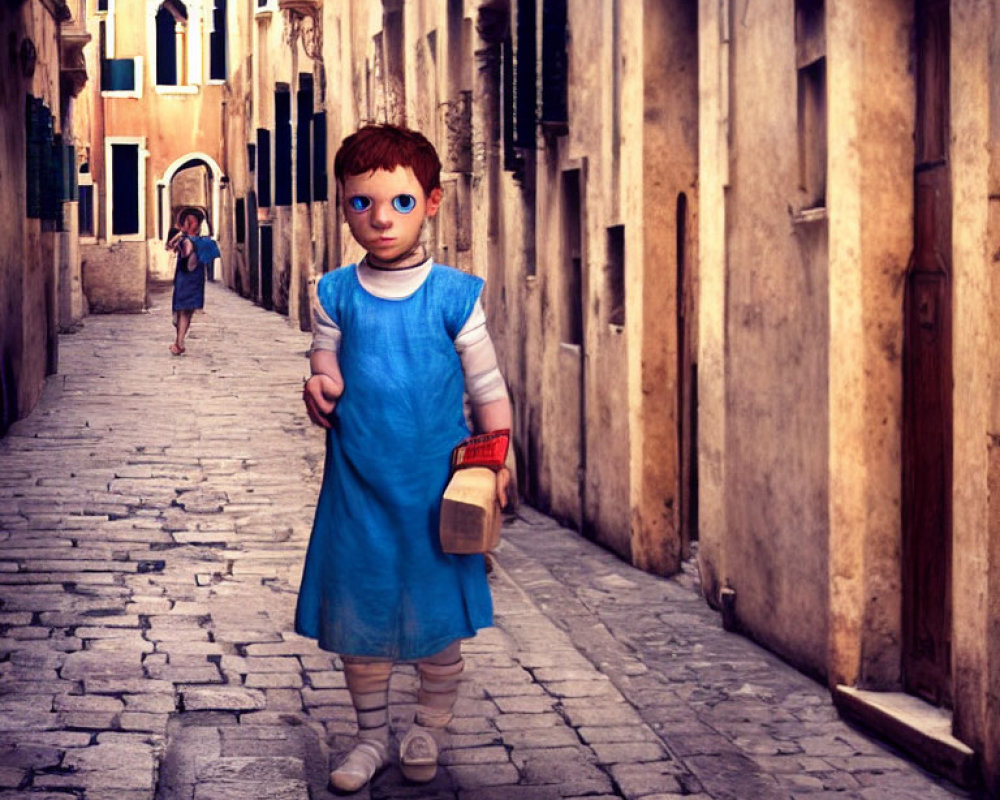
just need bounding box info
[334,124,441,197]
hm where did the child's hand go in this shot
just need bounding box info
[303,374,343,429]
[495,466,511,510]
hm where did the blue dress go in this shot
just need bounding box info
[172,237,218,311]
[294,263,493,660]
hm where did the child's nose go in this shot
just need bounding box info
[370,202,393,229]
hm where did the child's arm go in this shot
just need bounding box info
[457,300,513,507]
[302,300,345,430]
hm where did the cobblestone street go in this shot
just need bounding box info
[0,282,972,800]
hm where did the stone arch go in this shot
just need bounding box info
[159,152,222,241]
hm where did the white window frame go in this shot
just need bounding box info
[147,0,204,93]
[78,168,98,243]
[105,136,148,243]
[96,0,115,57]
[205,0,228,85]
[101,55,143,99]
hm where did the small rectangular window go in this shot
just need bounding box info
[606,225,625,327]
[541,0,568,133]
[514,0,536,149]
[235,197,246,244]
[561,168,583,346]
[312,111,328,202]
[97,0,108,11]
[25,96,58,222]
[256,129,271,207]
[111,143,140,236]
[795,0,826,210]
[274,86,292,206]
[101,57,136,92]
[210,0,227,81]
[79,184,95,237]
[296,74,313,204]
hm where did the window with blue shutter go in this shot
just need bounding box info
[102,58,136,91]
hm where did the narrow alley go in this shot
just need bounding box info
[0,284,971,800]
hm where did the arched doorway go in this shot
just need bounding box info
[159,152,222,245]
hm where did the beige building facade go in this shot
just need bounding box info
[72,0,227,313]
[32,0,1000,792]
[697,0,999,792]
[213,0,999,790]
[1,0,89,433]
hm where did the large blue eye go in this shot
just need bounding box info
[392,194,417,214]
[347,196,371,212]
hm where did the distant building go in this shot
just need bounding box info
[72,0,228,313]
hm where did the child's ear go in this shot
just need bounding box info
[425,187,443,218]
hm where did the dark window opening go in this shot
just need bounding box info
[606,224,625,327]
[296,74,313,204]
[312,111,328,202]
[502,32,517,172]
[541,0,568,133]
[795,0,826,209]
[235,197,246,244]
[157,184,164,239]
[514,0,536,149]
[256,128,271,207]
[78,184,94,237]
[383,3,405,124]
[561,168,583,346]
[25,96,59,222]
[259,224,274,310]
[156,5,178,85]
[274,86,292,206]
[111,143,140,236]
[210,0,227,80]
[97,0,108,11]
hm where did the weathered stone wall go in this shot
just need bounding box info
[716,2,831,675]
[0,2,67,433]
[950,0,997,781]
[81,241,147,313]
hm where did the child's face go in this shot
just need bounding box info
[341,166,442,265]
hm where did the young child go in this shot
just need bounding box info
[295,124,512,792]
[165,208,219,355]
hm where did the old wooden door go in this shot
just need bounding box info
[677,192,698,557]
[902,0,952,706]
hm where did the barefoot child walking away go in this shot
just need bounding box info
[295,124,512,792]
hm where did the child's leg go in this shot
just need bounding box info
[400,641,463,783]
[330,657,393,792]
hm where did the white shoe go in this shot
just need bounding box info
[329,739,388,793]
[399,725,440,783]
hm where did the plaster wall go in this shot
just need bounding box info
[696,0,728,604]
[987,6,1000,792]
[1,3,66,432]
[826,0,912,690]
[720,2,830,674]
[949,0,996,773]
[81,241,147,313]
[633,0,698,575]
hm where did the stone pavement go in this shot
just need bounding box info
[0,282,973,800]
